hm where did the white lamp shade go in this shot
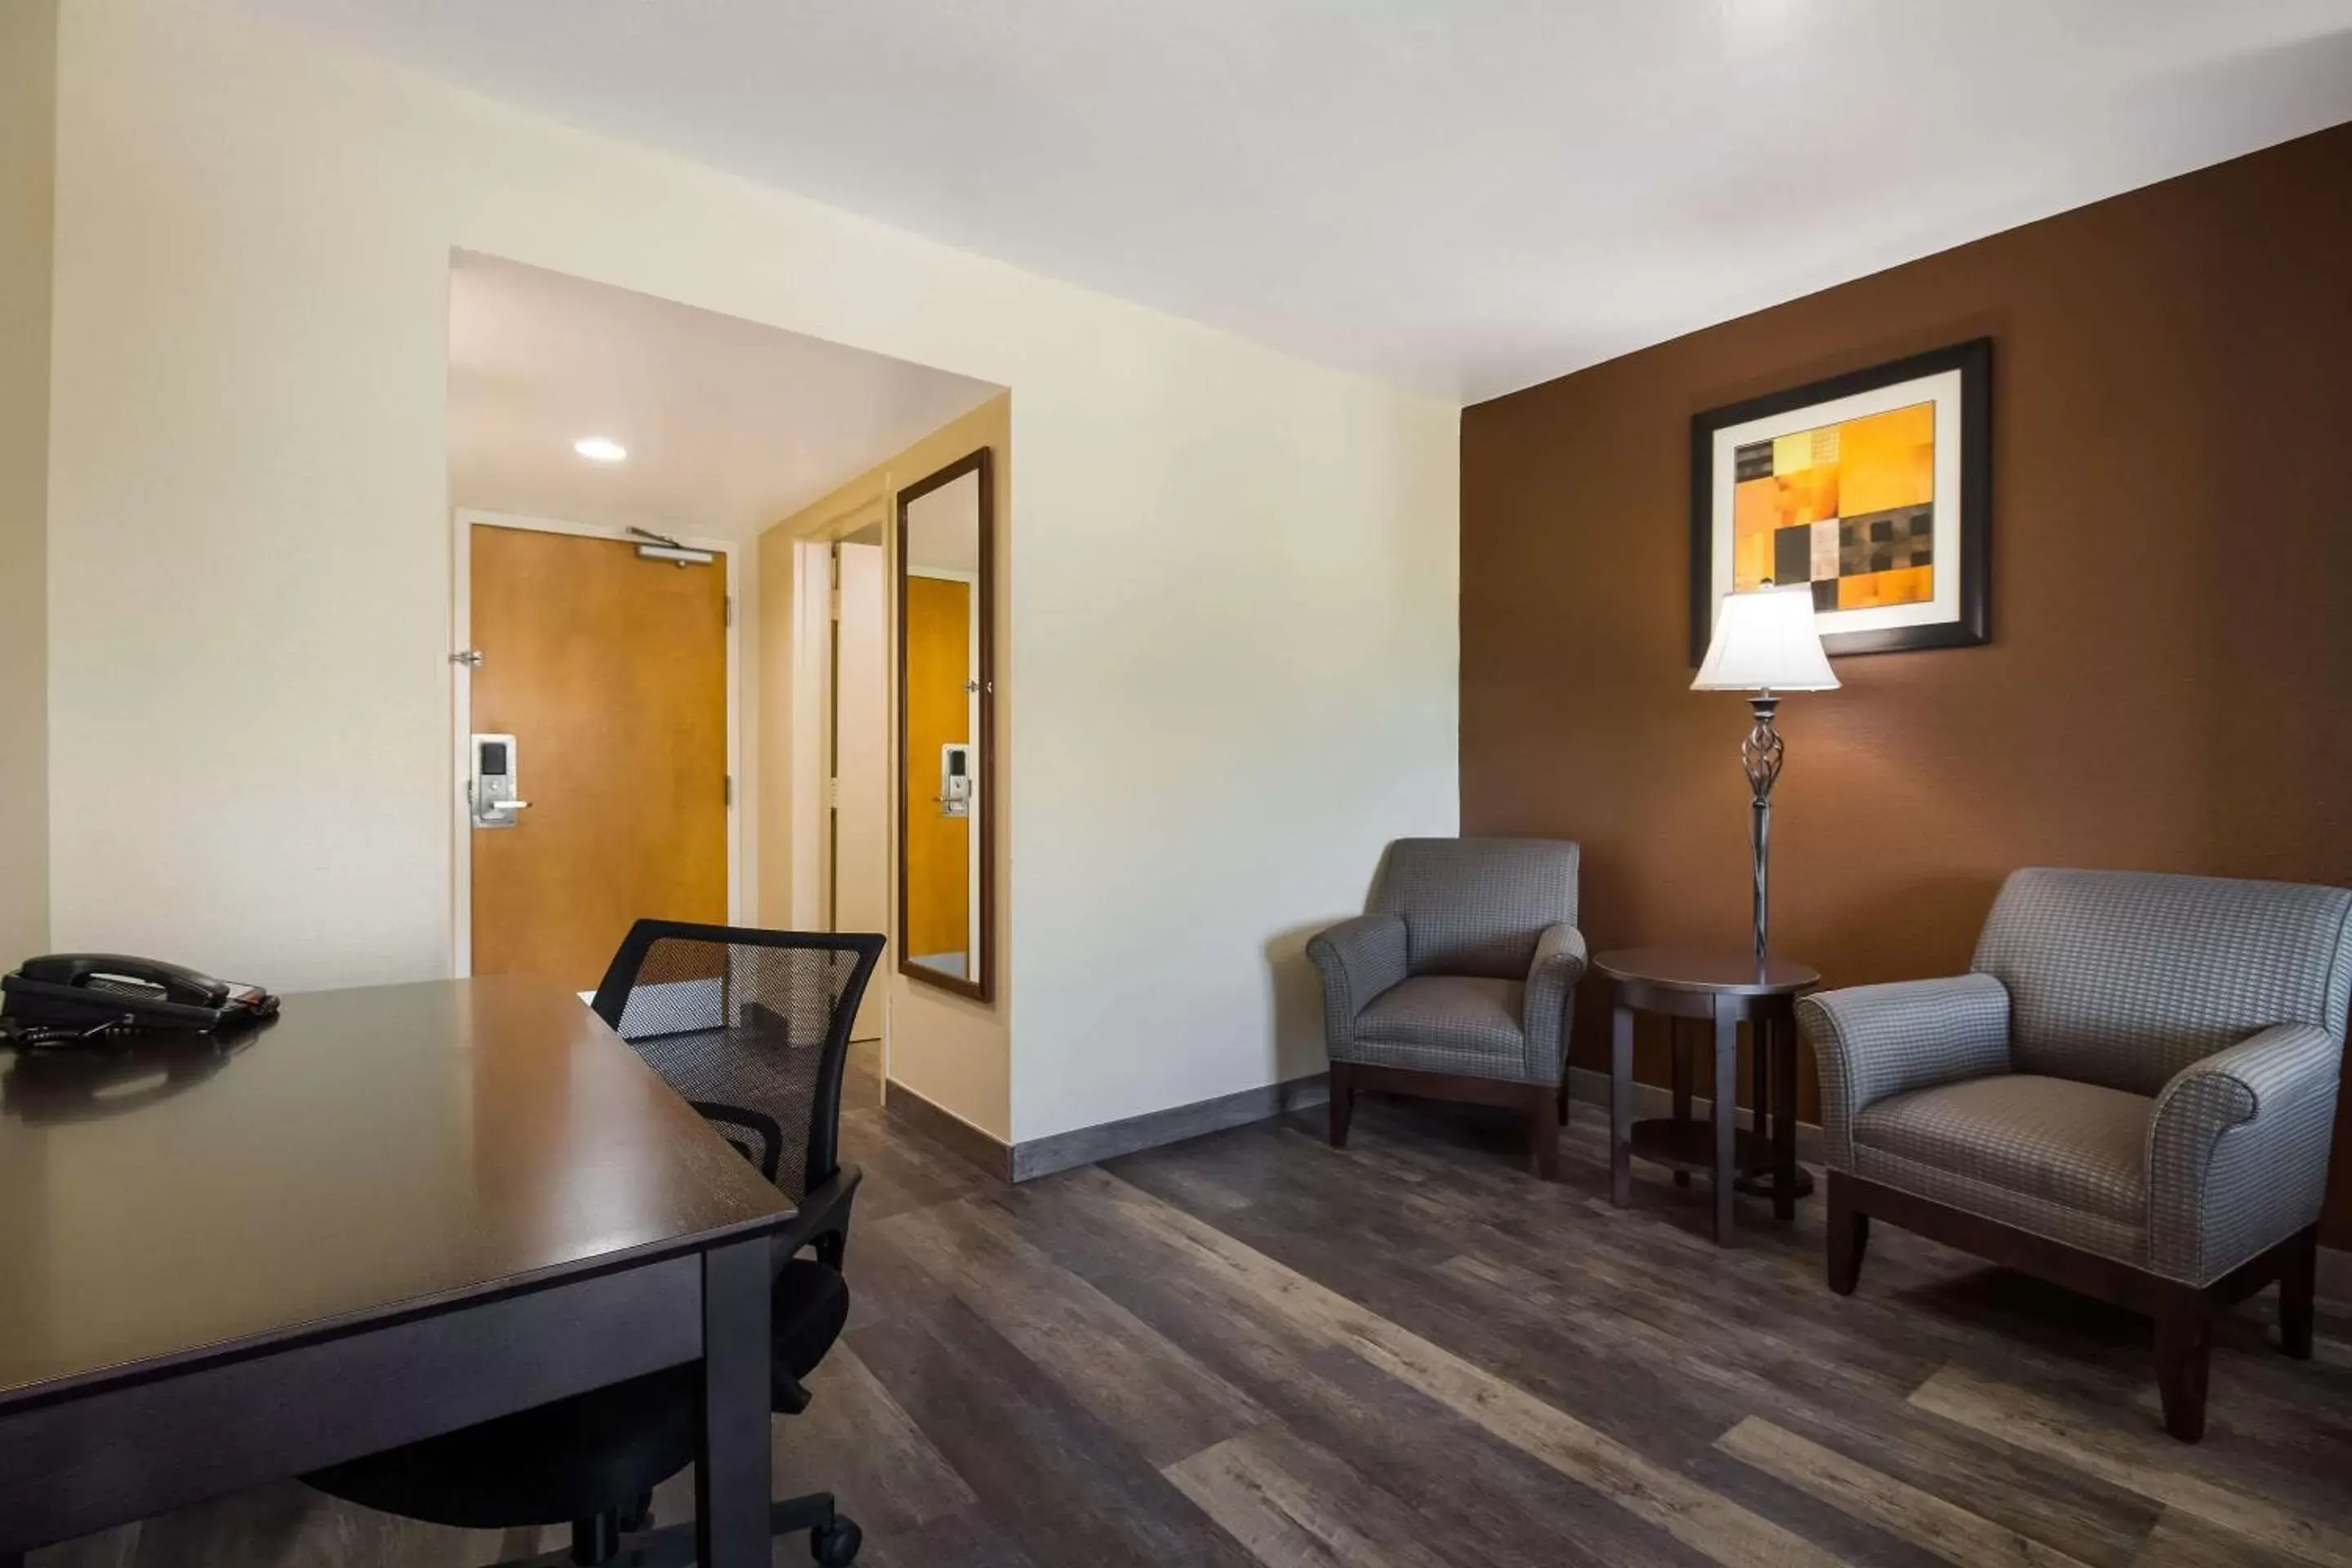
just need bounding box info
[1692,584,1840,692]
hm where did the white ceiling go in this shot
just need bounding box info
[448,252,999,541]
[254,1,2352,403]
[906,470,982,577]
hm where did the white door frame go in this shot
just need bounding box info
[788,537,831,930]
[449,508,742,978]
[781,503,891,1067]
[779,501,887,935]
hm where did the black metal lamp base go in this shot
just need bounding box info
[1741,693,1784,972]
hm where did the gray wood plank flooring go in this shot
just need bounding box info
[32,1058,2352,1566]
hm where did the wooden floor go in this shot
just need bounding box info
[33,1058,2352,1568]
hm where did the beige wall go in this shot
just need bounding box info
[762,398,1013,1141]
[44,0,1458,1138]
[0,0,57,963]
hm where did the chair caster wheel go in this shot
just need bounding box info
[811,1516,862,1566]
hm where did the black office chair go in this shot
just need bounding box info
[305,923,886,1567]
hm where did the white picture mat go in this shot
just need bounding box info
[1708,366,1965,636]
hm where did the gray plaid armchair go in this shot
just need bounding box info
[1800,867,2352,1441]
[1308,837,1584,1178]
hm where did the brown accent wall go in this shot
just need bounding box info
[1461,124,2352,1245]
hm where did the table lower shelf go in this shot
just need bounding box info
[1735,1164,1816,1200]
[1625,1117,1814,1198]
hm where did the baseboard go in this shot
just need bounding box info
[1564,1065,1827,1167]
[881,1082,1013,1182]
[1008,1073,1331,1182]
[884,1065,1806,1185]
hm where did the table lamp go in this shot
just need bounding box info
[1691,582,1838,969]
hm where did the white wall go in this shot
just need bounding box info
[44,0,1458,1138]
[0,0,57,964]
[1012,376,1458,1142]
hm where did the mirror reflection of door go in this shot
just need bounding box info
[898,451,991,1000]
[904,573,972,972]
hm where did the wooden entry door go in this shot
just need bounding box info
[469,524,728,990]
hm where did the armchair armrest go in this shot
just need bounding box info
[2147,1022,2341,1283]
[1307,912,1409,1049]
[1522,923,1588,1085]
[1797,973,2010,1169]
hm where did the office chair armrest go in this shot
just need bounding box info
[773,1165,862,1263]
[691,1100,786,1185]
[768,1166,862,1415]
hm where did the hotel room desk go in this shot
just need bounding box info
[0,978,789,1565]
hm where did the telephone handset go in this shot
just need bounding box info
[2,953,279,1046]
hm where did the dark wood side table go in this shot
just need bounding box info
[1593,947,1820,1245]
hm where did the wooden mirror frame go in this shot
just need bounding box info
[895,447,995,1002]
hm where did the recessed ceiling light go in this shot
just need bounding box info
[573,436,628,464]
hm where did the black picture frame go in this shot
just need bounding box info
[1689,336,1991,664]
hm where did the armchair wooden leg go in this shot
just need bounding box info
[1327,1062,1356,1149]
[1528,1082,1561,1183]
[2155,1299,2212,1442]
[2279,1224,2318,1360]
[1825,1170,1868,1296]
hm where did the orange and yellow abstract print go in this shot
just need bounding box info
[1731,402,1934,611]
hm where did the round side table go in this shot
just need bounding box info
[1592,947,1820,1245]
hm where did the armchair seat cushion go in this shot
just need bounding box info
[1851,1074,2156,1263]
[1856,1075,2149,1223]
[1353,975,1528,1080]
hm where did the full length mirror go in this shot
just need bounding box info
[897,448,994,1000]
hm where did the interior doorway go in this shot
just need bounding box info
[454,514,737,989]
[447,249,1009,1140]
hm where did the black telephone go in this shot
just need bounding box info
[1,954,279,1046]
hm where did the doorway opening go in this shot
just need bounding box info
[445,249,999,1069]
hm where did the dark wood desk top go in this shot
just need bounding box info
[0,978,789,1409]
[1593,947,1820,996]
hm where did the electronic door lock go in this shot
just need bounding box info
[470,734,530,829]
[938,743,972,817]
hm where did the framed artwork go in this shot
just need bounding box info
[1690,337,1990,662]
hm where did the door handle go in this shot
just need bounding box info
[466,777,531,828]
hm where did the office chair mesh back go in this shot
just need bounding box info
[602,933,866,1202]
